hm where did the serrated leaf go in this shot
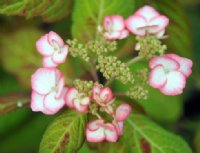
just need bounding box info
[39,110,87,153]
[0,0,72,22]
[124,114,192,153]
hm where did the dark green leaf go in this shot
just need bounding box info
[0,0,72,22]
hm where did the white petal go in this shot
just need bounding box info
[36,34,54,56]
[115,103,132,122]
[104,123,118,142]
[43,91,65,114]
[125,15,147,36]
[86,127,105,142]
[166,54,193,77]
[52,45,68,64]
[160,71,186,95]
[65,87,78,108]
[42,56,58,68]
[31,91,45,112]
[31,68,56,95]
[111,15,125,31]
[149,65,167,88]
[48,31,64,47]
[149,56,180,70]
[148,15,169,34]
[135,5,160,21]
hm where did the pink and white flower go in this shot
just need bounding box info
[125,5,169,37]
[92,86,114,106]
[31,68,67,115]
[36,31,68,68]
[103,15,129,40]
[149,54,192,95]
[86,119,118,142]
[113,103,132,135]
[65,87,90,113]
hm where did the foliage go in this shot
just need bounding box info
[39,110,87,153]
[0,0,72,22]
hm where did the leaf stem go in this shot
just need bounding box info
[114,92,127,97]
[90,60,99,82]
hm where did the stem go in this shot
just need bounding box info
[95,113,102,119]
[114,92,127,97]
[127,56,144,66]
[90,60,99,82]
[104,78,114,87]
[95,0,104,40]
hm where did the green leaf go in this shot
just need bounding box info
[0,0,72,22]
[39,110,87,153]
[152,0,194,59]
[0,110,55,153]
[194,127,200,153]
[72,0,144,42]
[1,27,42,89]
[0,93,29,114]
[124,114,192,153]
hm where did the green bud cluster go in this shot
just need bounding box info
[136,36,167,59]
[96,55,134,84]
[87,40,117,55]
[66,39,89,62]
[126,85,148,100]
[73,79,101,95]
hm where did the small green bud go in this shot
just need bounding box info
[97,55,134,84]
[136,36,167,59]
[67,39,89,62]
[127,85,148,100]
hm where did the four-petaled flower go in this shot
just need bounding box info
[149,54,192,95]
[92,86,114,106]
[92,86,114,114]
[86,119,118,142]
[65,87,90,113]
[31,68,67,114]
[36,31,68,68]
[126,5,169,37]
[103,15,129,40]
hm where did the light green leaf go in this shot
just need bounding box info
[124,114,192,153]
[39,110,87,153]
[0,0,72,22]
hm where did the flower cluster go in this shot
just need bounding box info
[103,5,169,40]
[30,5,193,144]
[31,31,131,142]
[102,5,192,95]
